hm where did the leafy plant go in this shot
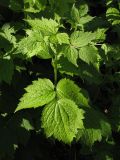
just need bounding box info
[0,0,120,159]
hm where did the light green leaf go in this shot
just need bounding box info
[79,3,88,17]
[15,79,55,112]
[24,0,47,13]
[57,78,90,107]
[16,31,51,59]
[70,31,96,48]
[0,24,16,51]
[79,45,99,64]
[26,18,59,35]
[0,57,14,84]
[106,7,120,25]
[71,4,80,23]
[56,33,69,44]
[94,28,107,43]
[42,98,84,143]
[1,24,16,45]
[79,15,93,25]
[21,118,34,130]
[62,45,78,66]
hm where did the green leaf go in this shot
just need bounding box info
[0,57,14,84]
[57,78,90,107]
[94,28,107,43]
[1,24,16,45]
[78,128,102,147]
[57,56,102,84]
[71,4,80,23]
[70,3,93,30]
[106,7,120,25]
[62,45,78,66]
[56,33,70,44]
[15,79,55,112]
[70,31,96,48]
[26,18,59,35]
[42,98,84,143]
[21,118,34,131]
[102,44,120,61]
[16,31,51,59]
[57,56,80,76]
[24,0,47,13]
[79,3,88,17]
[9,0,23,11]
[0,24,16,51]
[49,0,75,17]
[79,45,99,64]
[76,108,111,146]
[70,2,89,23]
[78,15,93,25]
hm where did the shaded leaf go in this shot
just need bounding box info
[57,78,90,107]
[62,45,78,66]
[0,57,14,84]
[79,45,99,64]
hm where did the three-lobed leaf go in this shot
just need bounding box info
[15,78,88,143]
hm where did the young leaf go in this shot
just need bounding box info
[26,18,59,35]
[70,31,96,48]
[57,78,89,107]
[71,4,80,23]
[79,45,99,64]
[15,79,55,112]
[62,45,78,66]
[41,98,84,143]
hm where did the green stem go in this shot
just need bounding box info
[53,53,57,88]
